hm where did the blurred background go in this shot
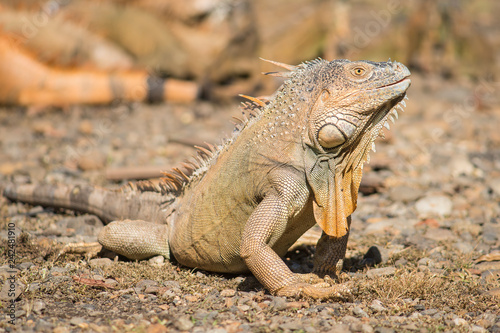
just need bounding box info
[0,0,498,107]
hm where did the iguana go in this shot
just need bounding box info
[2,58,411,299]
[0,35,198,106]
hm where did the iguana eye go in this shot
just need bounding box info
[352,67,365,76]
[317,124,345,148]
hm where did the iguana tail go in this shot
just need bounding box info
[0,35,199,106]
[2,183,169,224]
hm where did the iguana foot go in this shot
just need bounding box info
[275,273,351,300]
[276,282,352,300]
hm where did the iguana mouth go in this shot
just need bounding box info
[379,77,411,89]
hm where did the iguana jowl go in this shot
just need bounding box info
[3,59,411,299]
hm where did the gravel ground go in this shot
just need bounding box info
[0,73,499,332]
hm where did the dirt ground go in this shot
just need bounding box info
[0,71,499,332]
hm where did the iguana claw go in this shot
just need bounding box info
[276,282,352,300]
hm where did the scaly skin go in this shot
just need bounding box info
[2,58,411,299]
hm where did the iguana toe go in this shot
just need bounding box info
[276,282,351,300]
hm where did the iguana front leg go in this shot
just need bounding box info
[313,216,351,278]
[240,193,349,299]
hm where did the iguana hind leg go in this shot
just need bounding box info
[98,220,170,260]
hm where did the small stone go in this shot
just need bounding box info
[34,319,53,331]
[477,312,496,328]
[56,215,104,237]
[470,325,488,333]
[362,246,391,266]
[206,329,227,333]
[50,266,68,275]
[424,228,456,242]
[421,308,438,316]
[453,242,474,254]
[174,315,194,331]
[78,120,93,135]
[136,280,158,290]
[185,294,199,302]
[18,262,33,271]
[28,283,40,292]
[270,296,287,311]
[0,279,23,301]
[148,256,165,266]
[366,266,396,278]
[69,317,86,326]
[415,195,452,217]
[374,328,395,333]
[365,219,395,234]
[349,322,374,333]
[238,304,250,312]
[489,178,500,197]
[146,323,168,333]
[0,266,19,280]
[450,155,475,178]
[220,289,236,297]
[330,324,350,333]
[369,300,386,313]
[104,279,118,288]
[352,306,369,318]
[53,326,70,333]
[453,318,468,326]
[417,258,434,267]
[163,280,181,289]
[394,258,407,268]
[144,285,160,295]
[409,312,422,319]
[89,258,113,268]
[0,225,22,242]
[483,288,500,298]
[360,324,375,333]
[77,150,106,171]
[341,315,361,324]
[413,304,425,311]
[32,300,46,314]
[401,323,419,330]
[388,185,423,202]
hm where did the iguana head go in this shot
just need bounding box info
[302,59,411,237]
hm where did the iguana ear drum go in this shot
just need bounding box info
[317,124,345,148]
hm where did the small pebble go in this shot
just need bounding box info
[415,195,453,217]
[366,266,396,278]
[220,289,236,297]
[174,315,194,331]
[32,300,46,314]
[352,306,369,318]
[89,258,113,268]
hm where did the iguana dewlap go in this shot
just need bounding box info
[3,58,410,299]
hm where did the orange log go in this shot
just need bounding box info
[0,36,199,106]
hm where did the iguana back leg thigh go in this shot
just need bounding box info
[98,220,171,260]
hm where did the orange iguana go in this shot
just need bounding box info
[3,58,410,299]
[0,35,199,106]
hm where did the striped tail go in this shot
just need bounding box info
[0,35,199,106]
